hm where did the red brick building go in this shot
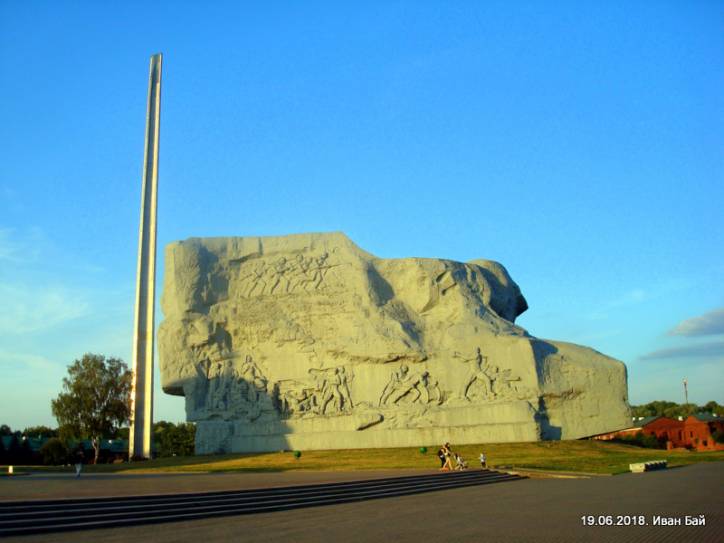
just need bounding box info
[593,413,724,451]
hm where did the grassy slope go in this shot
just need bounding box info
[5,441,723,475]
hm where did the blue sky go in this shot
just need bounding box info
[1,1,722,429]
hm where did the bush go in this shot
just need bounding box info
[4,435,35,465]
[640,434,662,449]
[40,438,69,465]
[713,430,724,444]
[153,422,196,457]
[614,432,663,450]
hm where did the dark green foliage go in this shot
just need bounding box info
[702,401,724,415]
[5,435,35,465]
[293,450,302,459]
[19,438,33,464]
[713,430,724,444]
[23,426,58,439]
[51,353,132,464]
[631,400,723,419]
[0,425,12,436]
[641,434,664,449]
[6,435,21,464]
[153,421,196,457]
[40,438,69,465]
[615,432,664,450]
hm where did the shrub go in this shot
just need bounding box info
[40,438,69,465]
[640,434,662,449]
[613,432,662,449]
[153,422,196,457]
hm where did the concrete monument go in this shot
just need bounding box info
[159,232,630,453]
[129,53,162,459]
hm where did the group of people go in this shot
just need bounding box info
[436,443,487,471]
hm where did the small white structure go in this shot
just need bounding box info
[630,460,667,473]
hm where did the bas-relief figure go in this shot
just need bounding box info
[159,232,630,454]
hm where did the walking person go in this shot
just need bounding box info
[74,446,85,478]
[479,451,487,469]
[441,442,454,471]
[436,446,446,469]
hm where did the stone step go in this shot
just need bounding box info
[0,470,524,536]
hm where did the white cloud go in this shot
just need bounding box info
[639,341,724,361]
[0,349,61,373]
[587,288,649,320]
[0,283,91,334]
[564,329,623,344]
[669,308,724,337]
[605,288,649,308]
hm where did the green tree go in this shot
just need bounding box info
[40,438,69,465]
[51,354,132,464]
[153,421,196,457]
[630,400,723,419]
[0,424,12,436]
[702,401,724,414]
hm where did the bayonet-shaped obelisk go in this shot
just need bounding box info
[130,53,162,460]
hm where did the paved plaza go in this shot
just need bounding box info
[1,463,722,542]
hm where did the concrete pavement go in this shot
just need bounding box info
[1,463,722,542]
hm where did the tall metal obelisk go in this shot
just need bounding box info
[130,53,162,460]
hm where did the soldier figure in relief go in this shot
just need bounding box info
[461,347,494,401]
[237,355,267,403]
[379,365,435,406]
[205,361,223,411]
[269,257,291,294]
[243,262,267,298]
[310,252,329,289]
[308,366,352,415]
[290,253,313,292]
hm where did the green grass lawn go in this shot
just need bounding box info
[4,441,723,476]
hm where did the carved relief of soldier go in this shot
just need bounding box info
[206,360,233,411]
[201,355,273,422]
[276,365,353,418]
[275,385,319,416]
[237,251,332,298]
[456,347,526,401]
[460,347,494,401]
[488,365,528,400]
[187,318,232,369]
[379,364,442,407]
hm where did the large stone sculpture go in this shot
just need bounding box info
[159,232,630,454]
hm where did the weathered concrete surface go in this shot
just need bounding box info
[158,232,630,453]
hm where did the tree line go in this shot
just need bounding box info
[0,421,195,466]
[1,353,195,466]
[630,400,723,419]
